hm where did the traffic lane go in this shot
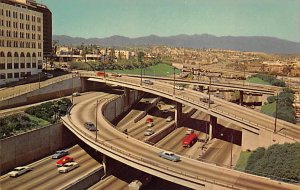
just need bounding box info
[68,91,298,190]
[90,165,144,190]
[1,145,101,190]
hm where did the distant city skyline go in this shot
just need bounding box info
[41,0,300,42]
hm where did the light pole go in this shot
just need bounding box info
[208,76,212,109]
[71,74,74,104]
[243,63,246,86]
[221,132,234,168]
[274,93,279,133]
[95,99,99,141]
[173,67,176,95]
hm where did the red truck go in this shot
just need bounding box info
[96,71,108,77]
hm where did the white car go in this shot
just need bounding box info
[8,166,33,177]
[166,116,173,122]
[144,128,155,136]
[72,92,80,96]
[175,85,184,90]
[186,129,194,135]
[147,122,154,127]
[58,162,79,173]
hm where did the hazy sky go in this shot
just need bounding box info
[40,0,300,42]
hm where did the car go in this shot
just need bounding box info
[147,122,154,127]
[200,97,214,104]
[144,128,155,136]
[175,85,184,90]
[72,92,81,96]
[111,73,121,77]
[146,118,153,123]
[162,109,168,114]
[186,129,194,135]
[159,151,180,162]
[56,156,74,167]
[52,150,69,159]
[8,166,33,177]
[84,122,98,131]
[45,73,53,78]
[143,80,153,85]
[166,116,173,122]
[57,162,79,173]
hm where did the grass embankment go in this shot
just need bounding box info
[261,102,276,116]
[235,151,252,171]
[235,143,300,183]
[246,77,271,85]
[106,63,181,76]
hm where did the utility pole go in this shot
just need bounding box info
[230,133,233,168]
[71,74,74,104]
[274,93,279,133]
[208,76,211,108]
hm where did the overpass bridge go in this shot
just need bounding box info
[62,91,299,190]
[79,73,300,148]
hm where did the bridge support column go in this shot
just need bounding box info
[124,88,130,107]
[209,115,217,140]
[175,102,182,127]
[239,90,244,105]
[102,154,107,180]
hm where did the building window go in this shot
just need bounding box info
[38,64,42,69]
[21,63,25,68]
[0,63,5,70]
[7,63,12,69]
[21,72,25,77]
[14,63,19,69]
[32,62,37,68]
[26,72,31,76]
[26,63,31,68]
[37,17,41,23]
[7,73,13,78]
[14,73,19,78]
[0,73,5,79]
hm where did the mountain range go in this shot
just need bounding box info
[53,34,300,54]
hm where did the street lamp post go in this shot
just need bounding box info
[274,93,279,133]
[221,132,234,168]
[173,67,176,95]
[95,99,99,141]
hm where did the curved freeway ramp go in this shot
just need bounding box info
[62,92,299,190]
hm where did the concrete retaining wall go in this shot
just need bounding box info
[0,123,78,175]
[0,78,81,109]
[103,90,142,123]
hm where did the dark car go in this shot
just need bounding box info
[200,97,214,104]
[52,150,69,159]
[84,122,98,131]
[143,80,154,85]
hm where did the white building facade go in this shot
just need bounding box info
[0,1,43,85]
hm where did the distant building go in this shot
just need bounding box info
[0,0,51,85]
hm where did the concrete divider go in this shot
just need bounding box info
[0,123,78,175]
[63,167,104,190]
[146,122,176,145]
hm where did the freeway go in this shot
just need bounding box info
[63,93,299,190]
[0,145,102,190]
[86,75,300,142]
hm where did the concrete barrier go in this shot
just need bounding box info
[63,167,104,190]
[146,122,176,144]
[0,123,78,175]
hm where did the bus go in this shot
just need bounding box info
[182,133,198,147]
